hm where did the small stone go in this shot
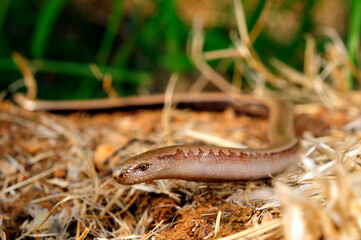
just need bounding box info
[94,144,116,170]
[0,159,17,175]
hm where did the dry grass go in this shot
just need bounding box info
[1,0,361,239]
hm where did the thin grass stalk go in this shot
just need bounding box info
[96,0,123,64]
[30,0,67,58]
[163,0,181,59]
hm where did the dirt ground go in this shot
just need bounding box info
[0,99,352,239]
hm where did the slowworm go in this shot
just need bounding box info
[13,93,301,184]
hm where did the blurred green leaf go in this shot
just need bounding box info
[31,0,67,58]
[96,0,123,64]
[347,0,361,89]
[0,0,11,40]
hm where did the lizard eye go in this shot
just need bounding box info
[138,163,150,171]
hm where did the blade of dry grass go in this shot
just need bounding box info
[11,52,37,99]
[1,230,6,240]
[233,0,250,45]
[182,129,248,148]
[215,210,222,236]
[248,0,272,45]
[1,163,66,194]
[203,48,244,60]
[190,18,240,94]
[76,226,90,240]
[161,73,179,145]
[16,195,81,240]
[304,34,317,84]
[0,112,59,138]
[141,220,164,240]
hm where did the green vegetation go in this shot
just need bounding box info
[0,0,357,99]
[347,0,361,89]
